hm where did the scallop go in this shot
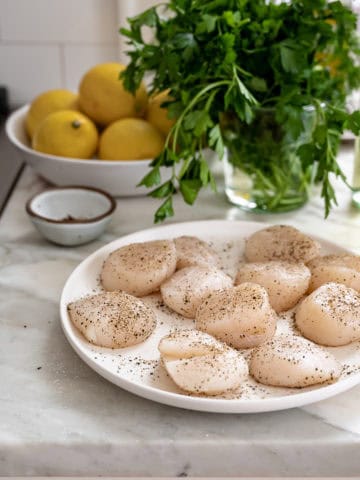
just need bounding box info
[250,335,341,388]
[245,225,320,263]
[101,239,177,297]
[158,329,249,395]
[174,235,220,269]
[295,282,360,346]
[235,261,311,312]
[67,291,156,348]
[307,254,360,292]
[160,266,233,318]
[195,283,277,349]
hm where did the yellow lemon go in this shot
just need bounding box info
[25,89,78,139]
[146,90,176,137]
[32,110,98,159]
[79,63,148,126]
[315,47,341,77]
[99,118,165,161]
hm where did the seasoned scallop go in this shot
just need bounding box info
[295,282,360,346]
[250,335,341,388]
[195,283,277,349]
[308,254,360,292]
[174,235,220,269]
[245,225,320,263]
[101,239,177,297]
[159,330,249,395]
[160,266,233,318]
[235,261,311,312]
[68,291,156,348]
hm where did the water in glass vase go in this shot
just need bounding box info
[221,109,315,213]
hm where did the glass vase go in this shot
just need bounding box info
[221,108,315,213]
[352,136,360,208]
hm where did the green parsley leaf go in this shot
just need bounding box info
[248,77,267,92]
[209,124,225,159]
[196,14,217,34]
[149,180,175,198]
[154,196,174,223]
[347,111,360,135]
[137,167,161,187]
[180,178,202,205]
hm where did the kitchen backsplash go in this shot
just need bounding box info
[1,0,358,108]
[0,0,157,107]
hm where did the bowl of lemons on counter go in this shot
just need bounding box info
[5,63,176,196]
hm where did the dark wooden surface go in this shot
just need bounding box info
[0,114,24,216]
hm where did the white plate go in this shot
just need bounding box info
[60,220,360,413]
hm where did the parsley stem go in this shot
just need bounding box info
[169,80,231,153]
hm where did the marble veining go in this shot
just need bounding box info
[1,145,360,476]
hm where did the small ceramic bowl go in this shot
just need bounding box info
[26,186,116,246]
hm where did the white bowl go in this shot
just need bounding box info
[26,186,116,246]
[5,105,171,196]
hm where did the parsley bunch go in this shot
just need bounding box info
[121,0,360,222]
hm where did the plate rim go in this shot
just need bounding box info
[59,219,360,414]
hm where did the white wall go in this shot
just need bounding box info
[0,0,157,107]
[117,0,158,64]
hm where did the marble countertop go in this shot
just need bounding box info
[1,146,360,477]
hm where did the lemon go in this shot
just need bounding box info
[32,110,98,159]
[79,63,148,126]
[25,89,78,139]
[315,51,341,77]
[146,90,176,137]
[99,118,165,161]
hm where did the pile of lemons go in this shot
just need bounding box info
[26,63,175,161]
